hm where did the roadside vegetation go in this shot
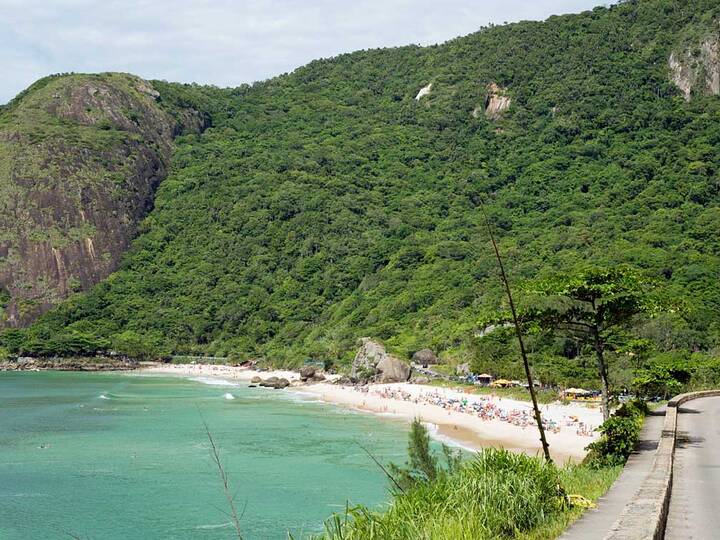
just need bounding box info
[313,419,621,540]
[1,0,718,383]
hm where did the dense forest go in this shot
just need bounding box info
[1,0,719,388]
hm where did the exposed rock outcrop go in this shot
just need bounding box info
[415,83,433,101]
[456,363,471,376]
[351,338,411,383]
[481,83,511,119]
[0,356,137,371]
[669,32,720,100]
[259,376,290,389]
[412,348,439,366]
[0,73,208,327]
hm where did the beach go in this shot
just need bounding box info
[140,363,602,463]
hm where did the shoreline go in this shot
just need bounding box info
[0,356,137,372]
[138,363,602,463]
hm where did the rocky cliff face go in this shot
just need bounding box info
[669,31,720,100]
[0,73,206,326]
[482,82,511,119]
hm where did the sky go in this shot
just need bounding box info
[0,0,606,104]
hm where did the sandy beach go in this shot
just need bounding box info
[139,363,602,463]
[140,362,302,382]
[298,382,601,463]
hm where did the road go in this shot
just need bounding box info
[560,408,666,540]
[665,396,720,539]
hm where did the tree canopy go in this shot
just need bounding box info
[1,0,719,380]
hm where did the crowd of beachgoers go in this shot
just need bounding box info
[139,364,601,459]
[351,385,596,437]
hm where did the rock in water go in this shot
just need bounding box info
[250,376,262,384]
[351,338,411,383]
[259,376,289,389]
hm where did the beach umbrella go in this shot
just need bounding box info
[565,388,590,395]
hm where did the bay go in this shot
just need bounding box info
[0,371,411,539]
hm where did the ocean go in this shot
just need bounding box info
[0,371,412,539]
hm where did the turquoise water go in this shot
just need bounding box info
[0,371,412,539]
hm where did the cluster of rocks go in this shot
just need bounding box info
[249,375,290,389]
[351,338,411,383]
[0,356,137,372]
[299,365,325,383]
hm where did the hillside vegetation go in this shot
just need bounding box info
[1,0,719,384]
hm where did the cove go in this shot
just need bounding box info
[0,371,412,539]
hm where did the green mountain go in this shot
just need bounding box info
[1,0,719,373]
[0,73,208,326]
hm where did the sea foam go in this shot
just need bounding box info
[190,376,240,387]
[423,422,477,453]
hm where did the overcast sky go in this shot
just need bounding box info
[0,0,605,104]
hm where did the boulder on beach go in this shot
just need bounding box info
[351,338,411,383]
[299,365,316,381]
[250,376,262,384]
[412,348,439,366]
[312,372,326,382]
[259,376,290,389]
[413,376,430,385]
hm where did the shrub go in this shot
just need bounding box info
[321,448,566,540]
[584,399,647,468]
[388,419,460,491]
[633,353,692,399]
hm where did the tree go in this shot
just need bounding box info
[528,267,655,421]
[388,418,460,491]
[633,353,692,399]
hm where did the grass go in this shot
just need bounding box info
[315,448,621,540]
[516,464,621,540]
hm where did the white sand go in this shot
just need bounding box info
[139,363,302,382]
[138,364,601,463]
[298,382,601,463]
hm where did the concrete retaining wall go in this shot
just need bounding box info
[605,390,720,540]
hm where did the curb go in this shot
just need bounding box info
[604,390,720,540]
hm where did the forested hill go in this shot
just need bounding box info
[0,73,209,326]
[2,0,719,374]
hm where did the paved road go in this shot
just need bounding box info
[560,408,666,540]
[665,396,720,540]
